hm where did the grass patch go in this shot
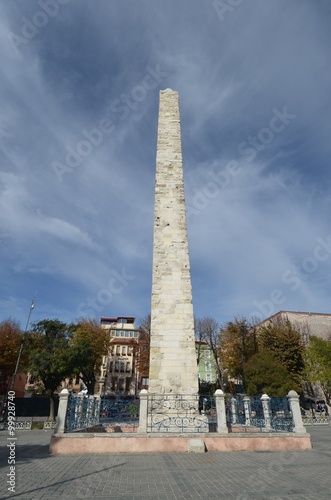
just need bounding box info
[31,421,45,429]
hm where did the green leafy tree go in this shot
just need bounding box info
[258,319,304,390]
[304,336,331,402]
[0,319,23,395]
[219,317,257,391]
[69,319,109,394]
[244,349,294,396]
[26,319,75,421]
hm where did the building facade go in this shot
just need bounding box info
[99,316,139,395]
[256,310,331,343]
[195,341,218,386]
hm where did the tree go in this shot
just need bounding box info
[136,315,151,379]
[0,319,23,395]
[25,319,74,421]
[194,317,206,366]
[258,319,305,390]
[219,317,257,391]
[69,319,109,394]
[244,349,294,396]
[195,317,222,388]
[304,336,331,402]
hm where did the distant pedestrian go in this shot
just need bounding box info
[310,401,315,418]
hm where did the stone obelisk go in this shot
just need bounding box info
[149,89,199,395]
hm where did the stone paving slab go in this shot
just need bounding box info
[0,427,330,499]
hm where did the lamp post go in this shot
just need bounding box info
[9,296,36,392]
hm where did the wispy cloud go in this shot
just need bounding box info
[0,0,330,326]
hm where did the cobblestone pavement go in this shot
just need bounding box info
[0,426,330,500]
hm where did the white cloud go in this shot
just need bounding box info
[0,0,330,327]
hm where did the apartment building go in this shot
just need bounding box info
[99,316,139,395]
[195,340,217,385]
[256,310,331,343]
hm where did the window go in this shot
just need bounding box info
[120,362,125,372]
[118,379,124,390]
[122,346,126,355]
[116,346,120,355]
[109,362,113,372]
[115,362,119,372]
[205,361,211,371]
[205,350,211,360]
[126,362,130,372]
[142,377,149,386]
[206,373,211,382]
[127,346,132,355]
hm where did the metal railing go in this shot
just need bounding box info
[65,394,100,432]
[147,394,213,433]
[225,395,294,432]
[302,414,330,426]
[60,391,301,434]
[100,396,139,432]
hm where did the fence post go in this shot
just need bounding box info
[231,396,237,425]
[138,389,148,433]
[55,389,69,434]
[243,396,252,426]
[287,390,306,433]
[261,393,272,430]
[214,389,228,433]
[94,394,101,426]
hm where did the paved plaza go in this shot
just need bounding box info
[0,426,330,499]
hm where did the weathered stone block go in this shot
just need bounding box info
[188,439,206,453]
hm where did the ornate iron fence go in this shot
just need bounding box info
[226,395,294,432]
[0,421,32,430]
[302,415,330,426]
[62,392,299,434]
[147,394,214,433]
[100,396,139,431]
[65,395,100,432]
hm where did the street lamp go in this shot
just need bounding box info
[9,296,36,392]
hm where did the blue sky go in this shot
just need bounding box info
[1,0,331,329]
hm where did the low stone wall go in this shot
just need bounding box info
[49,432,311,454]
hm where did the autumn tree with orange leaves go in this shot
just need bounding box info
[136,315,151,381]
[0,319,23,395]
